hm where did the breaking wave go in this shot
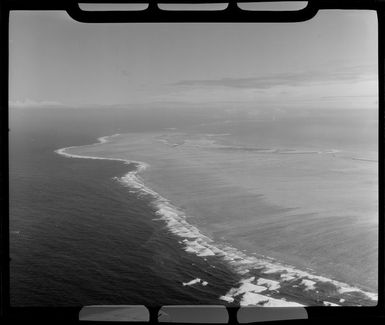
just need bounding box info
[55,134,377,307]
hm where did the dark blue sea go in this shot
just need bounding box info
[9,106,378,307]
[9,107,239,307]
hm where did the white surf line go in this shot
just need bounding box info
[116,163,378,306]
[56,133,118,158]
[324,301,340,306]
[182,278,208,287]
[56,134,378,306]
[55,134,150,171]
[219,276,304,306]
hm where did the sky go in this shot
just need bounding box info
[9,8,378,110]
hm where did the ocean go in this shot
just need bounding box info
[9,105,378,307]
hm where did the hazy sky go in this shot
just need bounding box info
[9,9,378,109]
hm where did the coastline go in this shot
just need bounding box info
[55,134,378,306]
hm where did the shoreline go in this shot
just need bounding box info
[55,134,378,306]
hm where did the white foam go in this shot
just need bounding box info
[233,277,267,295]
[55,134,147,168]
[338,286,356,294]
[221,276,305,307]
[216,245,377,305]
[219,295,234,303]
[256,278,280,291]
[240,292,305,307]
[300,279,316,291]
[323,301,340,306]
[337,285,378,300]
[183,278,201,286]
[56,134,378,306]
[262,298,305,307]
[280,273,296,282]
[239,269,250,275]
[240,292,270,306]
[182,278,208,287]
[97,134,120,144]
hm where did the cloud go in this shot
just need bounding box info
[9,99,65,108]
[172,64,376,90]
[321,94,377,99]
